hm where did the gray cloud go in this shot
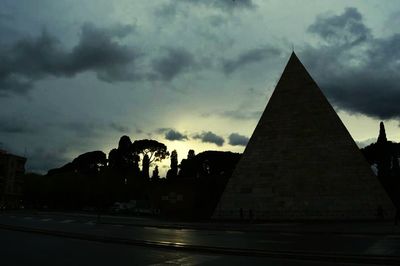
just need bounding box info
[181,0,255,10]
[154,3,179,19]
[308,8,371,46]
[0,77,31,97]
[222,47,281,74]
[62,120,135,138]
[228,133,249,146]
[202,109,262,120]
[152,47,196,81]
[109,122,130,134]
[193,131,224,146]
[157,128,188,141]
[0,23,137,96]
[0,139,70,174]
[27,146,70,174]
[165,129,188,141]
[61,121,101,138]
[0,116,34,134]
[302,7,400,120]
[222,110,262,120]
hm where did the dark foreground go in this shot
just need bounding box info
[1,212,400,265]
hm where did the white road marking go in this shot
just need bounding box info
[258,239,292,244]
[23,217,32,220]
[149,255,217,266]
[225,230,245,234]
[40,218,52,221]
[85,221,95,225]
[338,234,374,238]
[60,219,74,223]
[279,232,301,236]
[180,228,196,232]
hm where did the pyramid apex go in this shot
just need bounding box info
[287,51,302,65]
[276,51,315,92]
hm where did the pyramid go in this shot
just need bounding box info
[213,52,395,220]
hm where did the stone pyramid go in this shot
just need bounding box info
[213,52,395,220]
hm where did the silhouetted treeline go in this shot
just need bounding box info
[361,122,400,209]
[22,121,400,218]
[23,135,241,219]
[166,150,241,218]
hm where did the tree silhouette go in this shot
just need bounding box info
[118,135,132,153]
[188,149,195,159]
[142,154,150,179]
[362,122,400,211]
[108,148,119,168]
[167,150,178,179]
[376,122,391,178]
[152,165,160,180]
[131,139,169,163]
[377,122,387,144]
[179,149,196,177]
[72,150,106,174]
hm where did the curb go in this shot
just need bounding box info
[1,223,400,265]
[35,211,400,235]
[3,212,400,235]
[98,220,400,236]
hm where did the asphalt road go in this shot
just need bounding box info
[1,228,373,266]
[1,212,400,265]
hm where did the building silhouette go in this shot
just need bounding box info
[0,150,26,209]
[213,52,395,220]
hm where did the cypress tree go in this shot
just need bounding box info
[377,122,390,178]
[142,154,150,179]
[377,121,387,144]
[170,150,178,178]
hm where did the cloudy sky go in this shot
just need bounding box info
[1,0,400,174]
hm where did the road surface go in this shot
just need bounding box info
[1,212,400,265]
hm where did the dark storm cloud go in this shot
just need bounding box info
[222,47,281,75]
[67,23,137,82]
[302,7,400,120]
[0,23,137,96]
[228,133,249,146]
[222,110,262,120]
[152,47,196,81]
[62,121,100,137]
[0,116,34,134]
[154,2,179,19]
[62,120,133,137]
[165,130,188,141]
[181,0,255,10]
[0,77,31,96]
[308,8,371,46]
[193,131,224,146]
[109,122,130,134]
[27,146,70,173]
[157,128,188,141]
[0,139,70,173]
[202,108,262,120]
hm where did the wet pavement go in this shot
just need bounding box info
[1,211,400,265]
